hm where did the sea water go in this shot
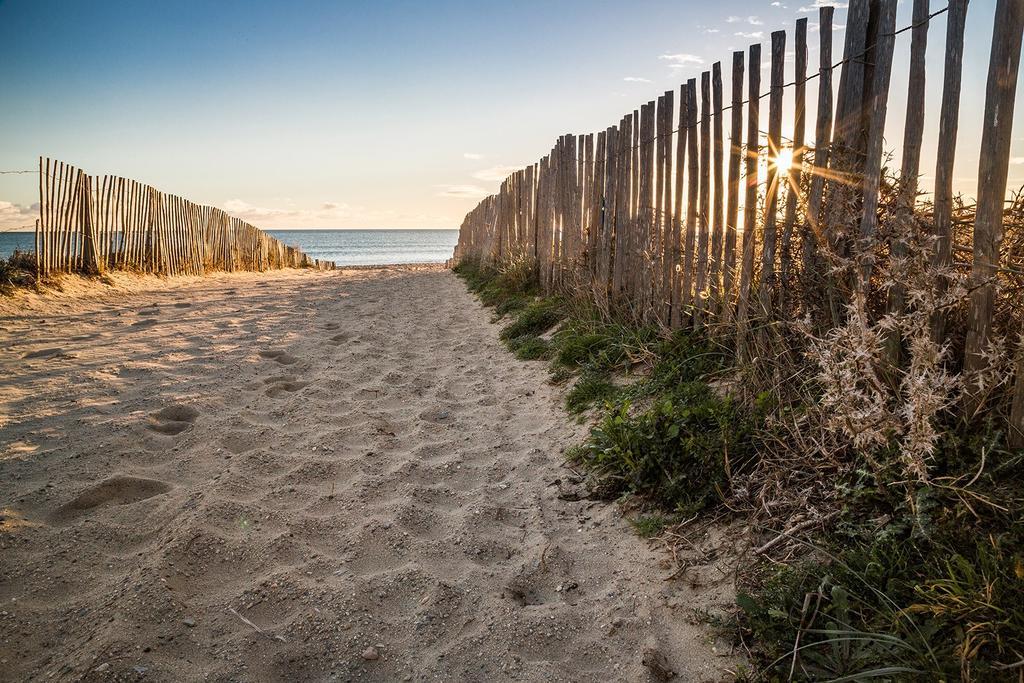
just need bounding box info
[0,229,459,267]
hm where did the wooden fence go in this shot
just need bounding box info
[35,157,333,276]
[450,0,1024,444]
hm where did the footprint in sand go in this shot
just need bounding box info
[22,347,66,360]
[173,302,192,308]
[263,375,310,398]
[49,475,172,523]
[322,322,341,331]
[131,318,159,329]
[259,349,299,365]
[146,404,200,435]
[328,333,348,346]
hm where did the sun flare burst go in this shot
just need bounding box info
[774,147,794,176]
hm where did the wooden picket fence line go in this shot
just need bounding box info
[450,0,1024,444]
[35,157,334,276]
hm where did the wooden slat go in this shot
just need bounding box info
[932,0,968,343]
[630,108,640,302]
[855,0,898,291]
[709,61,725,308]
[694,71,712,324]
[681,79,699,313]
[884,0,930,365]
[759,31,786,317]
[833,0,872,157]
[612,118,628,302]
[639,101,656,315]
[826,0,873,299]
[736,43,761,347]
[658,92,673,320]
[663,91,675,322]
[803,7,834,294]
[780,18,808,313]
[670,81,689,328]
[653,95,667,319]
[965,0,1024,421]
[722,51,744,312]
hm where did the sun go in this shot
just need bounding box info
[774,147,794,176]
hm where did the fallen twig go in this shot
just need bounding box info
[227,607,287,643]
[754,511,840,556]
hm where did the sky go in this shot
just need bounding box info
[0,0,1021,231]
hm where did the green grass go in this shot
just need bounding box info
[506,334,552,361]
[737,434,1024,681]
[564,370,618,413]
[499,297,564,341]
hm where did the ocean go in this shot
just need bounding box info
[0,229,459,267]
[0,232,35,260]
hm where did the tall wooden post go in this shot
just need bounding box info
[964,0,1024,423]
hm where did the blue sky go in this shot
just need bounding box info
[0,0,1019,229]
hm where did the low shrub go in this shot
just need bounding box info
[572,383,754,514]
[0,250,38,292]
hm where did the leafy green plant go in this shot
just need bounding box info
[572,383,753,513]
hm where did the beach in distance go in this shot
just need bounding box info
[0,229,459,267]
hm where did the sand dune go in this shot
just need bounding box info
[0,266,735,681]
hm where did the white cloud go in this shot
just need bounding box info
[1010,157,1024,165]
[0,201,38,231]
[436,184,490,199]
[222,198,451,228]
[747,15,764,24]
[735,31,765,39]
[463,152,484,160]
[727,15,742,22]
[659,53,704,68]
[704,28,720,33]
[623,76,652,83]
[472,165,522,182]
[799,0,848,11]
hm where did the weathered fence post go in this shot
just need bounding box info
[780,18,807,315]
[884,0,930,368]
[932,0,968,345]
[964,0,1024,425]
[758,31,786,319]
[736,43,761,356]
[722,51,744,317]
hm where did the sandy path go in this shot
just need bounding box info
[0,266,733,682]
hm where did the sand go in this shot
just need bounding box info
[0,266,737,682]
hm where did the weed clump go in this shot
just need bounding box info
[0,250,38,293]
[506,335,551,361]
[499,298,564,341]
[564,370,617,413]
[572,384,754,514]
[454,256,538,311]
